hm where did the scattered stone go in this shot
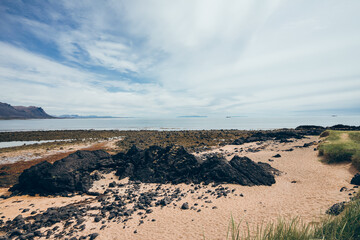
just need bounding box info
[326,202,346,216]
[94,216,102,222]
[350,173,360,185]
[181,202,189,210]
[340,187,347,192]
[89,233,99,240]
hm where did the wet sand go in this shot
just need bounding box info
[0,136,358,239]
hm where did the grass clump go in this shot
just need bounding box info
[318,130,360,169]
[313,200,360,240]
[230,218,313,240]
[227,198,360,240]
[351,151,360,171]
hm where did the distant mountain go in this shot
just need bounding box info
[58,114,118,119]
[0,102,55,119]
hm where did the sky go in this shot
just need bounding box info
[0,0,360,117]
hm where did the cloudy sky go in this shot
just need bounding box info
[0,0,359,117]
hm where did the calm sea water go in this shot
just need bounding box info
[0,116,359,132]
[0,140,73,148]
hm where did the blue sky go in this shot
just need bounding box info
[0,0,360,117]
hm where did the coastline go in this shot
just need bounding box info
[0,128,358,239]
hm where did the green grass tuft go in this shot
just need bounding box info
[314,200,360,240]
[318,130,360,169]
[226,198,360,240]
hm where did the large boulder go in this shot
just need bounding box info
[350,173,360,185]
[229,156,276,186]
[10,150,113,195]
[197,155,241,184]
[115,145,277,186]
[115,145,201,184]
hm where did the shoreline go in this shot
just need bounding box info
[0,135,358,239]
[0,128,359,239]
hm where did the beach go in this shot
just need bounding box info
[0,130,358,239]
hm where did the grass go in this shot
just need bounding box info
[227,194,360,240]
[227,217,313,240]
[318,130,360,170]
[223,130,360,240]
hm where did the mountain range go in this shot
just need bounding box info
[0,102,54,119]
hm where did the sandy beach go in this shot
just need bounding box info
[0,135,357,239]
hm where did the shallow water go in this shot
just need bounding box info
[0,139,72,148]
[0,116,359,132]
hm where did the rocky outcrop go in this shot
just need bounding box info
[232,131,304,145]
[295,125,326,135]
[10,150,113,195]
[296,124,360,134]
[114,145,201,184]
[11,146,277,196]
[113,145,276,186]
[350,173,360,185]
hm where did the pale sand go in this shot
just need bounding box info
[0,136,358,239]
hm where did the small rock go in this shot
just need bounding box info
[89,233,99,240]
[181,202,189,210]
[326,202,346,216]
[340,187,347,192]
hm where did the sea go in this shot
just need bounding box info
[0,115,359,132]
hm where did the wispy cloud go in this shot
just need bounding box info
[0,0,359,117]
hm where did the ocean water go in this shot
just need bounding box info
[0,139,72,149]
[0,116,359,132]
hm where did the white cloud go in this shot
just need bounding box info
[1,0,360,116]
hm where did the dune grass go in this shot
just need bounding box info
[223,130,360,240]
[227,217,313,240]
[318,130,360,170]
[227,194,360,240]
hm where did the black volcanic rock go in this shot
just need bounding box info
[295,125,326,135]
[115,145,276,186]
[326,202,346,215]
[296,125,360,135]
[114,145,201,184]
[350,173,360,185]
[198,155,242,184]
[229,156,276,186]
[329,124,360,131]
[10,150,113,195]
[232,130,304,145]
[0,102,54,119]
[11,145,277,196]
